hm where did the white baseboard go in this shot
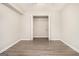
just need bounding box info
[61,40,79,53]
[0,40,20,53]
[20,39,31,40]
[21,39,60,40]
[50,39,60,40]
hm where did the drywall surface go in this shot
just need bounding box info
[61,4,79,52]
[21,10,61,40]
[0,4,21,51]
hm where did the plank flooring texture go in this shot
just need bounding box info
[0,38,79,56]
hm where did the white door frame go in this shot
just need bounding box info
[31,15,50,40]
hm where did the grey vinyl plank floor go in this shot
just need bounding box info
[0,39,79,56]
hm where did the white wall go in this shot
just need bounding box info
[61,4,79,52]
[21,10,61,40]
[0,4,21,51]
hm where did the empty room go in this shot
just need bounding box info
[0,3,79,56]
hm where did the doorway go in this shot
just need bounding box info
[33,16,49,40]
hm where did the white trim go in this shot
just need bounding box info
[48,15,51,40]
[31,15,51,40]
[2,3,24,15]
[31,15,33,40]
[21,39,60,40]
[33,36,48,38]
[0,40,20,53]
[50,39,60,40]
[20,39,31,40]
[61,40,79,53]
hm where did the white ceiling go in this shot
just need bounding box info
[13,3,66,12]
